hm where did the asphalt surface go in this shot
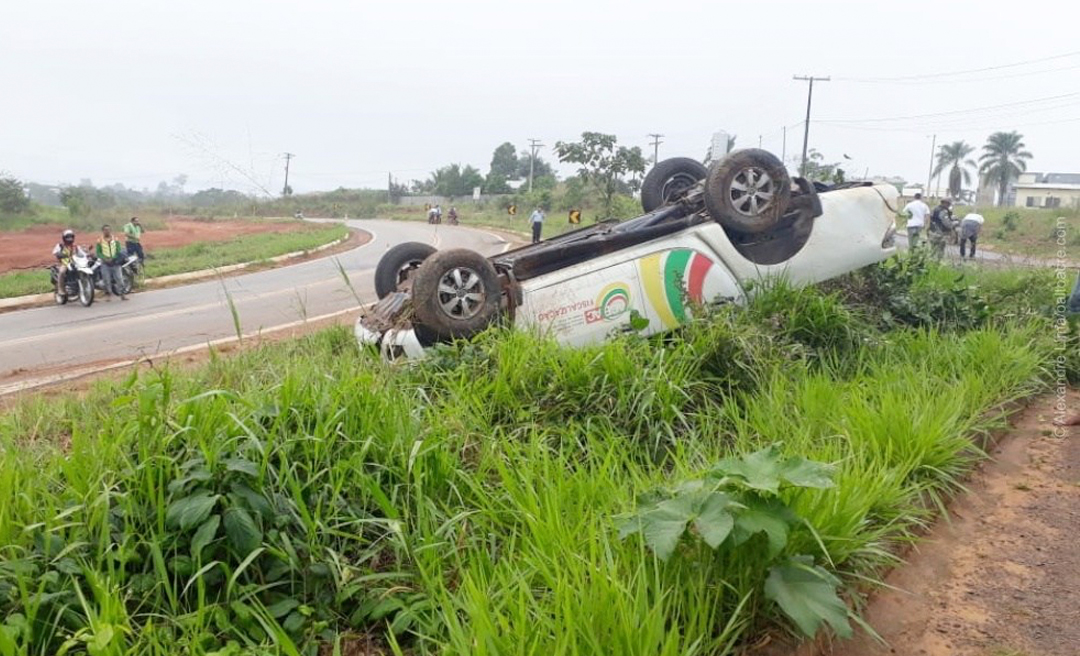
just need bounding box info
[0,220,511,379]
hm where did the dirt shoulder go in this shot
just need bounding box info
[0,217,319,275]
[821,389,1080,656]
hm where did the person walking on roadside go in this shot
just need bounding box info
[958,211,984,260]
[96,225,127,301]
[123,216,144,263]
[530,207,545,244]
[927,198,955,260]
[902,192,930,249]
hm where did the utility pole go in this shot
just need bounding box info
[647,133,664,167]
[792,75,830,177]
[925,134,937,196]
[527,138,543,192]
[387,172,393,203]
[282,152,294,196]
[781,126,787,165]
[758,135,763,148]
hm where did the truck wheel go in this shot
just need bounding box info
[704,149,791,234]
[641,157,708,212]
[375,242,437,299]
[411,248,501,340]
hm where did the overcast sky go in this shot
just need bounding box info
[3,0,1079,195]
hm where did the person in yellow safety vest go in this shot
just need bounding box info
[123,216,144,262]
[51,229,86,295]
[96,224,128,301]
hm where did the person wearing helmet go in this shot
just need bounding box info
[51,230,85,296]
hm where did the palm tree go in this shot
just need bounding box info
[932,141,976,200]
[979,131,1033,207]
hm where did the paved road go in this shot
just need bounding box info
[895,233,1057,267]
[0,220,511,378]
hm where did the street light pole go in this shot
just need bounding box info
[793,75,830,177]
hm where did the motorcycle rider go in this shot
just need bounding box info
[448,206,459,225]
[96,224,128,301]
[51,229,85,296]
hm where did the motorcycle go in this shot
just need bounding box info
[49,250,100,307]
[90,253,140,297]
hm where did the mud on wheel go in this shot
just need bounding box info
[704,149,791,234]
[374,242,438,299]
[640,157,708,213]
[411,248,501,340]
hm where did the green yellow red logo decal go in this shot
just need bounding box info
[639,250,716,328]
[586,282,631,323]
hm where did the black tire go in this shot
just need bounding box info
[375,242,438,299]
[78,274,94,307]
[641,157,708,212]
[411,248,501,341]
[120,270,134,296]
[704,149,792,234]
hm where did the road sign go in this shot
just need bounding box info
[508,204,517,216]
[472,186,481,200]
[568,209,581,224]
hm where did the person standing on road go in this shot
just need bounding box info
[123,216,144,262]
[958,211,984,259]
[927,198,955,260]
[530,207,545,244]
[96,225,127,301]
[902,192,930,248]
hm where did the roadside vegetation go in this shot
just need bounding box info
[0,223,347,299]
[0,253,1070,655]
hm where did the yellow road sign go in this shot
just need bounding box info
[568,209,581,224]
[508,204,517,216]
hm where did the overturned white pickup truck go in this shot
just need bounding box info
[356,149,899,357]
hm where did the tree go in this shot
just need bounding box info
[979,131,1033,207]
[0,175,30,214]
[430,164,484,197]
[554,132,647,217]
[932,141,976,200]
[515,154,553,181]
[59,185,116,217]
[488,143,519,179]
[801,149,842,183]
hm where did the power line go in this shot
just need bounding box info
[816,91,1080,124]
[837,62,1080,86]
[793,75,830,176]
[834,49,1080,83]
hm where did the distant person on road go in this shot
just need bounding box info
[927,199,955,260]
[435,204,443,224]
[448,206,459,225]
[96,225,127,301]
[530,207,545,244]
[902,192,930,248]
[958,211,984,259]
[51,229,85,296]
[123,216,144,262]
[427,205,437,224]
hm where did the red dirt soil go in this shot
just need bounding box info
[0,218,312,275]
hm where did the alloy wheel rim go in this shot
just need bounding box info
[436,267,485,319]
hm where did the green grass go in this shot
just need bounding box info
[0,206,168,233]
[0,259,1063,655]
[0,223,347,299]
